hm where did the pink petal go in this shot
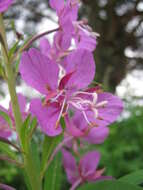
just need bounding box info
[39,37,51,57]
[75,32,97,52]
[0,0,13,13]
[0,183,16,190]
[59,71,75,90]
[20,48,59,95]
[0,125,12,139]
[49,0,65,13]
[88,176,113,182]
[62,49,95,90]
[30,99,62,136]
[62,149,79,184]
[79,151,100,177]
[0,106,12,139]
[9,94,27,119]
[53,31,71,51]
[97,92,124,124]
[65,116,84,137]
[84,126,109,144]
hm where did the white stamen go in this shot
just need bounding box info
[96,101,108,108]
[92,108,98,118]
[92,92,98,104]
[56,98,66,128]
[82,111,91,126]
[73,91,93,96]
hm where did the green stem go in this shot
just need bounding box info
[0,14,22,135]
[0,14,42,190]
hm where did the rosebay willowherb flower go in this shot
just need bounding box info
[62,149,112,190]
[20,48,95,136]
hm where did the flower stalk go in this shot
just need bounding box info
[0,14,22,135]
[0,14,42,190]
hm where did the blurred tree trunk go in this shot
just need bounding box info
[82,0,143,92]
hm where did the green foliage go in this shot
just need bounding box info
[41,135,62,176]
[96,106,143,178]
[0,110,13,129]
[0,142,16,159]
[78,181,143,190]
[119,170,143,186]
[44,152,63,190]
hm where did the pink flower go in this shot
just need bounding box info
[39,31,71,61]
[49,0,97,52]
[20,48,95,136]
[62,89,123,151]
[62,149,112,189]
[0,94,27,139]
[64,113,109,146]
[0,0,13,13]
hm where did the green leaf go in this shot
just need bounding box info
[8,41,19,59]
[78,181,143,190]
[30,140,41,174]
[41,135,62,173]
[0,63,5,78]
[0,110,13,129]
[28,117,37,139]
[44,152,63,190]
[24,141,42,190]
[20,114,31,150]
[0,142,16,160]
[119,170,143,186]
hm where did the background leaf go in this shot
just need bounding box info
[0,142,16,160]
[78,180,143,190]
[119,170,143,186]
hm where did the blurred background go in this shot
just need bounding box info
[0,0,143,189]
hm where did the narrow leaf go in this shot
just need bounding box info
[30,140,41,174]
[44,152,63,190]
[41,135,62,173]
[78,180,143,190]
[0,137,21,152]
[0,142,16,159]
[0,110,13,129]
[20,114,31,150]
[8,41,19,59]
[119,170,143,186]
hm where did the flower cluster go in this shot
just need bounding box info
[0,0,123,189]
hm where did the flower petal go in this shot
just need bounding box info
[53,31,71,51]
[65,116,84,137]
[0,0,13,13]
[84,126,109,144]
[97,92,124,124]
[79,151,100,177]
[20,48,59,95]
[75,30,97,52]
[39,37,51,57]
[9,94,27,119]
[0,106,12,139]
[30,99,62,136]
[62,149,79,184]
[49,0,65,13]
[62,49,95,90]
